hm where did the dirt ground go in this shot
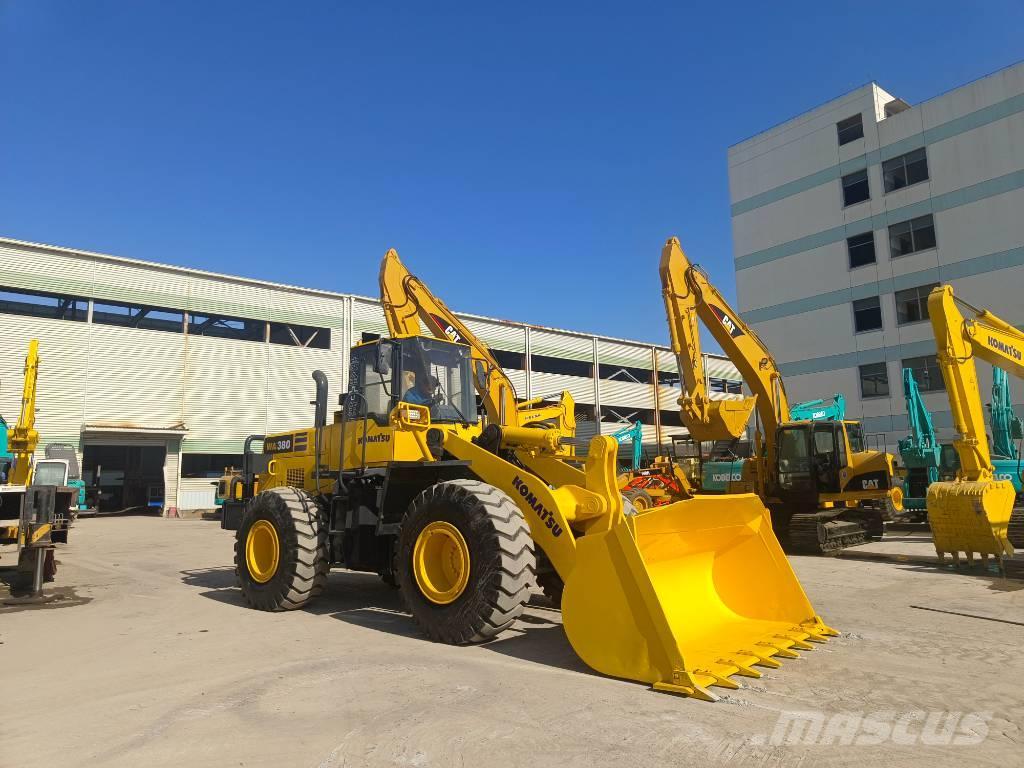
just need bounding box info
[1,517,1021,768]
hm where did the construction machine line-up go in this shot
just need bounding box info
[222,247,838,702]
[659,237,902,554]
[925,286,1024,561]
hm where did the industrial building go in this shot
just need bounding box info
[0,236,741,514]
[729,61,1024,450]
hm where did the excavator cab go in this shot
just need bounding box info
[775,422,844,504]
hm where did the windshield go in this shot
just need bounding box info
[846,422,865,452]
[400,337,476,423]
[777,427,810,475]
[33,460,68,486]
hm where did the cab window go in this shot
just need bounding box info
[846,422,865,452]
[350,342,396,424]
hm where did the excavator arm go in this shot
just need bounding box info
[379,249,575,436]
[7,339,40,486]
[926,285,1023,561]
[928,285,1024,480]
[660,237,778,445]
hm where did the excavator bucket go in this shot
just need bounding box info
[927,480,1015,563]
[561,492,836,701]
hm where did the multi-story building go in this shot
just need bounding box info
[0,236,741,513]
[729,61,1024,450]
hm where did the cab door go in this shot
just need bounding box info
[810,422,842,493]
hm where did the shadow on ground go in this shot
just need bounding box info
[180,566,593,677]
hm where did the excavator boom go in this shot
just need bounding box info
[7,339,40,486]
[660,239,759,443]
[926,286,1022,561]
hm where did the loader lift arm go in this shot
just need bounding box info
[379,249,575,438]
[926,285,1024,561]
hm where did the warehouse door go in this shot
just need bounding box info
[82,444,166,513]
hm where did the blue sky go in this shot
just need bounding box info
[2,2,1021,345]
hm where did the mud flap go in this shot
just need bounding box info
[927,480,1015,564]
[560,493,836,700]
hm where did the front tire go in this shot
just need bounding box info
[234,487,329,611]
[397,479,535,644]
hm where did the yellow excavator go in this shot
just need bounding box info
[926,285,1023,564]
[660,237,902,553]
[224,247,837,701]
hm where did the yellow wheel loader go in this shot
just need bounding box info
[223,251,838,701]
[925,285,1023,565]
[660,237,903,554]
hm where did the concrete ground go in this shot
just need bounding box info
[1,517,1021,768]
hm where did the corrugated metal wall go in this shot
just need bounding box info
[0,238,742,510]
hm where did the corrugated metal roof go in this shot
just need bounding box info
[0,235,734,364]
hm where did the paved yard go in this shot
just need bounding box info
[1,517,1021,767]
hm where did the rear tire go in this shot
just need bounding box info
[397,479,535,644]
[623,488,653,511]
[235,487,329,611]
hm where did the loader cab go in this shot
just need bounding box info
[775,421,849,503]
[349,336,477,426]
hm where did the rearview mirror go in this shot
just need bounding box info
[373,344,391,376]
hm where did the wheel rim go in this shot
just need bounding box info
[412,521,470,605]
[630,492,651,511]
[246,520,280,583]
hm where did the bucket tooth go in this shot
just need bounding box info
[652,681,719,702]
[757,641,799,659]
[777,635,814,651]
[719,659,762,678]
[800,621,838,639]
[741,649,782,669]
[696,670,741,690]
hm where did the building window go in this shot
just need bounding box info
[882,147,929,192]
[847,232,876,268]
[903,355,945,392]
[598,363,653,384]
[859,362,890,398]
[709,377,742,394]
[895,283,939,325]
[841,169,870,206]
[836,114,864,146]
[530,354,592,378]
[853,296,883,333]
[601,406,654,424]
[656,370,680,386]
[889,214,936,257]
[188,312,265,342]
[0,286,88,322]
[181,453,244,478]
[93,300,185,333]
[268,321,330,349]
[491,349,525,370]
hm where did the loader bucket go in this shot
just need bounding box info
[561,493,836,701]
[927,479,1015,563]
